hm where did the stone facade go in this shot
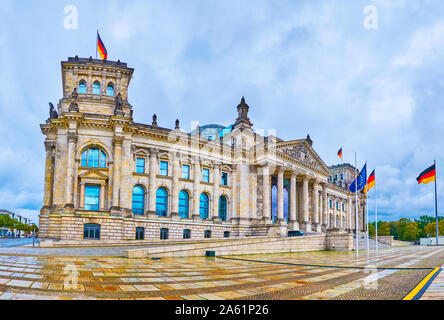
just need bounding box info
[39,57,366,241]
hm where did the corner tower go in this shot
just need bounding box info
[59,56,134,117]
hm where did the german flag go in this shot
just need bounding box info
[97,32,107,60]
[337,147,342,159]
[364,170,375,194]
[417,164,436,185]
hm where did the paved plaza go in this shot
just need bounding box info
[0,245,442,300]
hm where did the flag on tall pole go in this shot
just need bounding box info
[97,31,108,60]
[417,162,439,246]
[337,147,343,161]
[364,170,375,194]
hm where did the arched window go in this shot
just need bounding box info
[178,190,189,218]
[156,188,168,217]
[199,193,209,220]
[106,83,114,96]
[79,80,87,94]
[219,196,227,221]
[93,81,101,95]
[81,147,107,168]
[132,186,145,215]
[84,223,100,240]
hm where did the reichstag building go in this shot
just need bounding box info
[39,57,366,241]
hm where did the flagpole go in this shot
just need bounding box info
[435,160,439,246]
[366,192,369,254]
[96,30,98,59]
[355,152,359,256]
[375,169,378,255]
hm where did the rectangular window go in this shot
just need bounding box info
[136,158,145,173]
[84,186,100,211]
[342,203,345,211]
[224,231,230,238]
[160,161,168,176]
[340,173,344,180]
[204,230,211,238]
[336,202,339,210]
[182,165,190,179]
[160,228,169,240]
[183,229,191,239]
[221,172,228,186]
[329,200,333,209]
[203,168,210,183]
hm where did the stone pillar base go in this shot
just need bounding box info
[300,221,311,232]
[192,214,202,222]
[262,217,272,225]
[288,220,299,231]
[312,223,322,233]
[147,211,158,219]
[63,204,75,214]
[40,206,52,215]
[110,206,122,216]
[171,212,180,221]
[212,216,222,224]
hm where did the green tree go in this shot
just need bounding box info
[400,221,420,241]
[368,223,376,237]
[389,221,399,239]
[424,220,444,237]
[378,221,391,236]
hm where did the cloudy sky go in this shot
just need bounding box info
[0,0,443,224]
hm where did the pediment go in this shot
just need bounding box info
[276,140,331,175]
[79,169,108,181]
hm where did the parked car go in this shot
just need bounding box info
[287,230,307,237]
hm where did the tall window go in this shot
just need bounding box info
[342,203,345,212]
[221,172,228,186]
[182,165,190,179]
[183,229,191,239]
[106,83,114,96]
[202,168,210,183]
[136,158,145,173]
[81,148,106,168]
[204,230,211,238]
[79,80,87,94]
[84,185,100,211]
[160,161,168,176]
[156,188,168,217]
[160,228,169,240]
[132,186,145,215]
[136,227,144,240]
[219,196,227,221]
[200,193,209,220]
[329,199,333,209]
[84,223,100,239]
[93,81,101,95]
[178,190,189,218]
[336,202,339,210]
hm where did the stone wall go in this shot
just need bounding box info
[124,233,354,258]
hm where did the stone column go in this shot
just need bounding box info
[262,165,271,223]
[64,132,77,212]
[80,182,85,209]
[322,186,328,230]
[289,172,298,230]
[171,152,180,220]
[249,165,257,220]
[111,135,124,215]
[192,157,201,221]
[212,162,221,221]
[277,167,284,222]
[147,148,158,216]
[301,176,311,232]
[312,180,320,231]
[99,182,105,211]
[42,140,55,213]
